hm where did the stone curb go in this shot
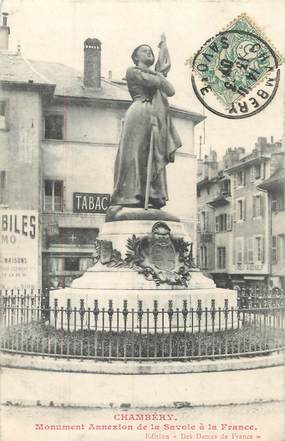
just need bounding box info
[1,350,284,375]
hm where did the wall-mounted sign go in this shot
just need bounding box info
[200,233,213,243]
[73,193,110,213]
[0,210,39,290]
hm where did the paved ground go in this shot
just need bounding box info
[1,401,284,441]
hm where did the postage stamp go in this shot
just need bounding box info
[190,14,283,119]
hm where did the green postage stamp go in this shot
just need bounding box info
[190,14,283,119]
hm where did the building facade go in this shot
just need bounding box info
[197,139,284,289]
[0,17,204,290]
[258,150,285,289]
[197,149,236,287]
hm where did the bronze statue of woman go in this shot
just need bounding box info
[111,35,182,210]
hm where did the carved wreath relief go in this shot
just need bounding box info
[93,222,195,286]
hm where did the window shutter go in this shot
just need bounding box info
[243,170,246,186]
[243,240,248,263]
[243,199,246,221]
[279,235,283,262]
[0,170,6,204]
[261,236,265,263]
[205,211,209,232]
[0,100,8,130]
[215,216,220,233]
[226,214,233,231]
[260,194,264,217]
[250,166,255,183]
[247,237,254,262]
[62,181,66,210]
[233,173,237,189]
[252,195,256,217]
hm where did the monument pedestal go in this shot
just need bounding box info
[50,208,238,331]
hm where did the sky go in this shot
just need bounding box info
[2,0,285,161]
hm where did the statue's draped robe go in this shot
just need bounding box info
[111,66,182,208]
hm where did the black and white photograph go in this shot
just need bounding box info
[0,0,284,440]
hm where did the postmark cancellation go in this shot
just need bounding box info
[190,14,283,119]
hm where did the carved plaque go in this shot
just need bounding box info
[151,243,176,271]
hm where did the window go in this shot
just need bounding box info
[217,247,226,269]
[278,235,285,263]
[197,213,201,232]
[273,235,285,264]
[201,211,209,232]
[254,164,261,180]
[215,214,228,232]
[44,180,63,212]
[0,170,6,204]
[49,257,64,273]
[237,200,243,220]
[0,101,6,129]
[200,245,208,269]
[221,180,231,196]
[44,114,64,140]
[226,214,233,231]
[236,238,243,264]
[64,257,80,271]
[237,199,246,221]
[252,194,263,217]
[220,214,227,231]
[237,170,245,187]
[247,237,254,263]
[262,162,266,179]
[254,236,264,262]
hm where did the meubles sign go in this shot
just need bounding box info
[73,193,110,213]
[0,210,39,290]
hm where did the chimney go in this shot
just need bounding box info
[84,38,102,89]
[0,13,10,51]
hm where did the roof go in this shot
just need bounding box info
[258,168,285,191]
[0,52,204,122]
[0,51,53,87]
[225,154,270,174]
[197,172,229,188]
[30,59,131,102]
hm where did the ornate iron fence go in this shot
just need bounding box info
[237,287,285,309]
[0,289,284,361]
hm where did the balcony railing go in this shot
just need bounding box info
[0,289,284,361]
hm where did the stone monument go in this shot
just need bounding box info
[51,35,237,324]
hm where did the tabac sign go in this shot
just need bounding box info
[0,210,39,290]
[73,192,110,213]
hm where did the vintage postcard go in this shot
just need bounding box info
[0,0,284,440]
